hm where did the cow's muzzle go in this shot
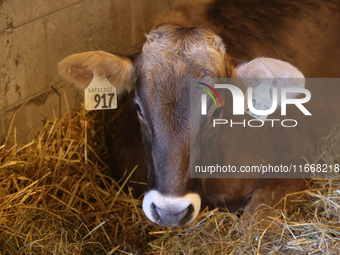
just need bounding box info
[142,190,201,226]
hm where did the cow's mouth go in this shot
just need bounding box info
[151,202,195,226]
[143,191,201,226]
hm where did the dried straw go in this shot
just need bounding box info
[0,92,339,254]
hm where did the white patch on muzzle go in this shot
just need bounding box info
[142,190,201,226]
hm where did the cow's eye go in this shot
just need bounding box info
[133,102,144,118]
[212,107,222,119]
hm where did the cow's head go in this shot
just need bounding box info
[58,24,304,226]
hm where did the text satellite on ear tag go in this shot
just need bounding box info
[245,83,273,121]
[84,73,117,110]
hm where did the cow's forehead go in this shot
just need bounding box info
[135,25,226,102]
[135,65,191,134]
[138,24,226,80]
[133,25,226,134]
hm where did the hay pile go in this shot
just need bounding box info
[1,96,340,254]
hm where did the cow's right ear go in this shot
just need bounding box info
[58,51,135,95]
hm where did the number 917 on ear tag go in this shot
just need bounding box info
[84,73,117,110]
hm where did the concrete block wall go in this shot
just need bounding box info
[0,0,186,146]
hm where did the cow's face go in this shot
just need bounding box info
[134,24,227,225]
[58,23,304,226]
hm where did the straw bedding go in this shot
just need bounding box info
[0,93,339,254]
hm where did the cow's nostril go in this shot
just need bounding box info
[151,202,161,222]
[179,204,194,225]
[151,202,195,226]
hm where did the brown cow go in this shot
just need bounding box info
[58,0,340,226]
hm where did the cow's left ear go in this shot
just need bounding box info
[232,57,305,103]
[58,51,136,96]
[234,57,305,81]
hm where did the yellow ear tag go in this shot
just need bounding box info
[84,72,117,110]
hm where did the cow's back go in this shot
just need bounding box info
[155,0,340,77]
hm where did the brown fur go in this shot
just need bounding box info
[58,0,340,224]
